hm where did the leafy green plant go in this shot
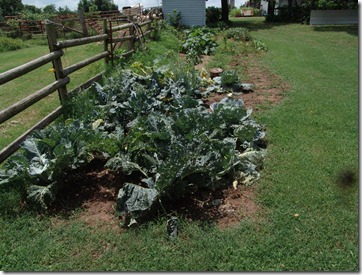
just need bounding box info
[252,39,268,51]
[230,8,242,17]
[167,9,182,28]
[0,119,113,210]
[224,27,252,41]
[181,27,217,64]
[0,37,27,52]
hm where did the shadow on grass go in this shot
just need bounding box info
[229,17,292,31]
[311,25,358,36]
[229,16,358,36]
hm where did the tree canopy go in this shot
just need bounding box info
[0,0,23,17]
[0,0,119,20]
[78,0,118,12]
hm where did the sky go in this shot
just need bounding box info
[22,0,246,11]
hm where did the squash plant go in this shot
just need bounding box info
[180,27,218,64]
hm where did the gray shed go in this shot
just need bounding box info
[162,0,206,26]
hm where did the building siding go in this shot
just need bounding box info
[163,0,206,26]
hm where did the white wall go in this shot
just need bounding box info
[163,0,206,26]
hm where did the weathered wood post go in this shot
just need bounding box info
[45,20,68,103]
[129,23,135,52]
[104,19,110,63]
[79,8,89,37]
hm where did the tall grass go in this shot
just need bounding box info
[0,19,358,271]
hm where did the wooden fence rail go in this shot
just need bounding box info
[0,50,63,85]
[0,18,155,163]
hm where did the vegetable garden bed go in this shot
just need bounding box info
[1,24,288,233]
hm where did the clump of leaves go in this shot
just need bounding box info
[0,37,28,52]
[224,27,252,42]
[181,27,218,64]
[252,39,268,52]
[167,9,182,29]
[0,119,109,210]
[223,27,268,53]
[220,70,240,87]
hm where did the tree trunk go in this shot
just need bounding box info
[267,0,276,18]
[221,0,229,23]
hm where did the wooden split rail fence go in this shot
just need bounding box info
[0,18,154,163]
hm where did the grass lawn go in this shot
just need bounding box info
[0,38,105,151]
[0,18,358,271]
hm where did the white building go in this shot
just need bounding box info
[162,0,206,26]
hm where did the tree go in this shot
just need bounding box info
[0,0,23,17]
[221,0,229,22]
[58,6,74,15]
[267,0,276,20]
[77,0,118,12]
[43,4,57,14]
[23,4,42,14]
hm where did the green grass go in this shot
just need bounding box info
[0,19,359,271]
[0,37,105,151]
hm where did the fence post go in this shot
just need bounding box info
[129,23,135,51]
[45,20,68,103]
[104,19,110,64]
[79,8,89,37]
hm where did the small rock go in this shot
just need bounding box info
[241,83,254,91]
[212,199,222,207]
[209,67,223,78]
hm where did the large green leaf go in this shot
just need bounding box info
[116,183,159,216]
[27,183,56,210]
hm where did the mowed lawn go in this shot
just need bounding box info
[0,40,104,151]
[0,18,359,271]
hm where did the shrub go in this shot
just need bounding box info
[224,27,252,41]
[180,27,217,64]
[206,6,222,23]
[252,39,268,51]
[0,37,27,52]
[166,9,182,28]
[230,8,242,17]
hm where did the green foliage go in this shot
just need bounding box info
[220,70,240,87]
[252,39,268,52]
[166,9,182,28]
[181,27,218,64]
[0,119,111,210]
[0,0,23,17]
[224,27,252,41]
[229,8,242,17]
[0,17,358,272]
[42,4,57,14]
[314,0,358,9]
[206,6,222,24]
[78,0,118,12]
[0,60,266,219]
[0,36,27,52]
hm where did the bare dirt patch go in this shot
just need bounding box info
[50,159,122,231]
[232,53,290,110]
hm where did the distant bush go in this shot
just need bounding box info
[0,37,27,52]
[206,6,222,23]
[230,8,242,17]
[224,27,252,41]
